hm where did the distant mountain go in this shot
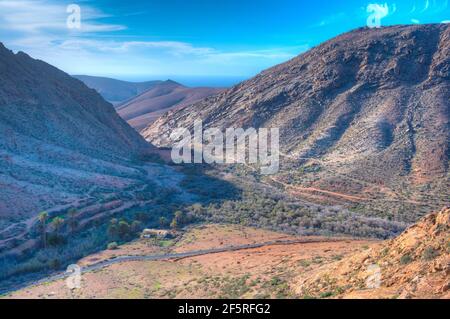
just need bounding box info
[72,75,164,105]
[144,24,449,215]
[117,81,223,131]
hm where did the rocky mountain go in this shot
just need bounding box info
[0,45,151,159]
[0,43,191,259]
[144,24,450,216]
[117,81,222,131]
[72,75,163,105]
[297,207,450,299]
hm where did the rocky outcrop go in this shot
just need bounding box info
[296,207,450,299]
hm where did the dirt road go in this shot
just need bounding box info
[11,237,350,293]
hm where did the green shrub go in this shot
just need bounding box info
[118,220,131,239]
[400,254,413,265]
[130,221,143,234]
[422,247,438,261]
[270,276,284,286]
[319,291,333,298]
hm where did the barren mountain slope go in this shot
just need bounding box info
[296,207,450,299]
[73,75,163,105]
[0,43,191,258]
[144,24,449,212]
[0,44,150,159]
[117,81,222,131]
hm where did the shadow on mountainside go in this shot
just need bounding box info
[0,158,243,295]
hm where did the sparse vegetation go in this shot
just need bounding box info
[319,291,334,298]
[422,247,438,261]
[38,212,49,249]
[184,184,406,239]
[400,254,413,265]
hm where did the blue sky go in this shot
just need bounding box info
[0,0,449,85]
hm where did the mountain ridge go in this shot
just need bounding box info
[143,24,450,214]
[0,42,165,244]
[117,81,223,131]
[0,43,151,160]
[72,75,167,105]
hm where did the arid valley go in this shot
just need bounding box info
[0,1,449,303]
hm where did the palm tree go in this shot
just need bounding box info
[170,218,178,230]
[67,209,78,235]
[51,217,65,238]
[118,220,130,240]
[107,218,119,239]
[159,217,168,228]
[38,211,49,248]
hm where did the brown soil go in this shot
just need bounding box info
[4,209,448,299]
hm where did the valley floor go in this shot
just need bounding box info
[5,206,449,300]
[3,224,376,299]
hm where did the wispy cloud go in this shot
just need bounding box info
[391,3,397,14]
[0,0,300,80]
[52,39,215,56]
[0,0,306,77]
[310,12,347,27]
[420,0,430,13]
[204,47,306,61]
[0,0,126,34]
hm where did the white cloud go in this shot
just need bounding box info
[204,46,307,62]
[5,33,306,77]
[47,38,217,57]
[0,0,126,34]
[0,0,307,77]
[421,0,430,13]
[391,3,397,14]
[311,12,347,28]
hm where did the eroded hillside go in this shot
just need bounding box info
[143,24,450,218]
[296,207,450,299]
[0,43,198,283]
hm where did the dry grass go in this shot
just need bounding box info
[4,224,373,299]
